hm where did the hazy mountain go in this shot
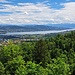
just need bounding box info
[48,24,75,28]
[0,25,68,32]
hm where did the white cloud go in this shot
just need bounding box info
[0,0,10,3]
[0,1,75,25]
[0,0,6,2]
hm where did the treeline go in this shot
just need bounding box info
[0,31,75,75]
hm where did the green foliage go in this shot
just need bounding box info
[20,42,34,62]
[0,62,5,75]
[0,31,75,75]
[26,61,48,75]
[33,39,50,67]
[48,57,70,75]
[50,48,62,59]
[5,56,27,75]
[0,43,22,63]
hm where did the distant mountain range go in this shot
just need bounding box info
[48,24,75,28]
[0,25,69,33]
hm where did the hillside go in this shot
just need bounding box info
[0,25,67,32]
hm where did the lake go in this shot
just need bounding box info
[1,28,75,35]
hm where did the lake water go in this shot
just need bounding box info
[2,28,75,35]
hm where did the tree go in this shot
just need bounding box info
[20,42,34,62]
[47,57,70,75]
[5,56,27,75]
[0,43,22,63]
[50,48,62,59]
[26,61,48,75]
[33,39,50,67]
[0,62,5,75]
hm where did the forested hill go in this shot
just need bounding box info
[0,25,67,32]
[0,31,75,75]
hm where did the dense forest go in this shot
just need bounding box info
[0,31,75,75]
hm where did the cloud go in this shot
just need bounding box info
[0,0,10,3]
[0,0,6,2]
[0,1,75,25]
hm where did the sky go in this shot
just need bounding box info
[0,0,75,25]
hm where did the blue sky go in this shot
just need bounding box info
[0,0,75,25]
